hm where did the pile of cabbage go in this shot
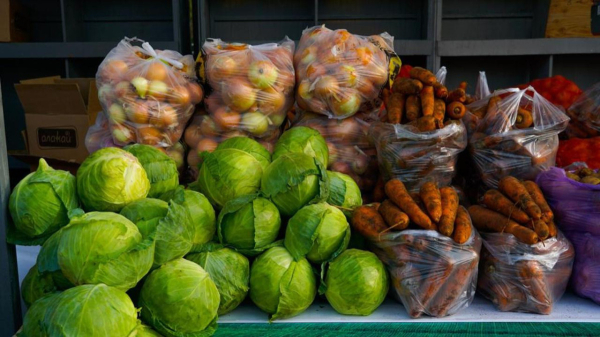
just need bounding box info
[10,129,389,337]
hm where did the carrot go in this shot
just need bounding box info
[385,179,435,230]
[531,219,550,240]
[433,99,446,122]
[465,96,475,105]
[351,205,388,239]
[417,259,453,316]
[482,189,531,224]
[379,200,410,230]
[468,205,539,244]
[387,93,405,124]
[429,258,477,316]
[420,85,434,116]
[373,176,386,202]
[522,181,553,223]
[433,83,448,99]
[517,260,553,314]
[515,108,533,129]
[393,78,423,95]
[410,192,429,216]
[439,187,459,237]
[486,96,501,116]
[446,101,466,119]
[547,219,558,238]
[459,81,468,90]
[420,182,442,223]
[414,115,437,132]
[498,176,542,221]
[453,206,472,244]
[409,67,436,85]
[382,88,390,108]
[447,88,466,103]
[405,95,421,121]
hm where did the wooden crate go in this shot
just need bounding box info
[546,0,600,38]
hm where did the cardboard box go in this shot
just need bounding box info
[15,76,98,163]
[546,0,600,38]
[0,0,29,42]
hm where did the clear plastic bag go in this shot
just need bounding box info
[85,112,187,172]
[294,25,396,119]
[291,110,379,199]
[369,121,467,192]
[183,111,281,179]
[202,37,295,138]
[96,37,200,147]
[478,231,574,314]
[368,226,481,318]
[565,82,600,138]
[536,166,600,304]
[474,71,491,101]
[468,87,570,188]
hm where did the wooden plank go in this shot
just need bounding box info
[438,38,600,56]
[546,0,598,38]
[0,81,22,336]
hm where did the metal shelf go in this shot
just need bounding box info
[438,38,600,57]
[0,41,180,59]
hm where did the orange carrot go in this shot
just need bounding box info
[351,205,388,239]
[498,176,542,221]
[420,85,434,116]
[414,115,437,132]
[393,78,423,95]
[522,181,553,223]
[453,206,472,244]
[447,88,466,103]
[515,108,533,129]
[547,219,558,238]
[459,81,468,90]
[433,99,446,122]
[487,96,501,116]
[468,205,539,244]
[482,189,531,224]
[385,179,435,230]
[409,67,436,85]
[446,101,466,119]
[532,219,550,240]
[405,95,421,121]
[420,182,442,223]
[387,93,405,124]
[429,258,477,316]
[417,259,453,316]
[517,260,553,314]
[439,187,459,237]
[433,83,448,99]
[373,176,386,202]
[379,200,410,230]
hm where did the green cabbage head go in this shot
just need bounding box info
[324,249,389,316]
[21,264,58,308]
[77,147,150,212]
[218,194,281,255]
[41,284,139,337]
[326,171,362,217]
[216,137,271,171]
[8,158,78,244]
[186,244,249,315]
[272,126,329,167]
[125,144,179,198]
[284,203,350,264]
[134,325,164,337]
[36,229,74,291]
[20,293,61,337]
[160,187,216,252]
[194,148,265,209]
[139,258,220,337]
[57,211,154,291]
[250,246,316,320]
[261,152,329,217]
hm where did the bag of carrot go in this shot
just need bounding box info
[352,179,482,318]
[477,231,574,314]
[467,86,569,188]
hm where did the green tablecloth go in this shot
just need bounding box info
[216,322,600,336]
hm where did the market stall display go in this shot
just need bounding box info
[294,25,397,118]
[537,166,600,305]
[96,38,201,148]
